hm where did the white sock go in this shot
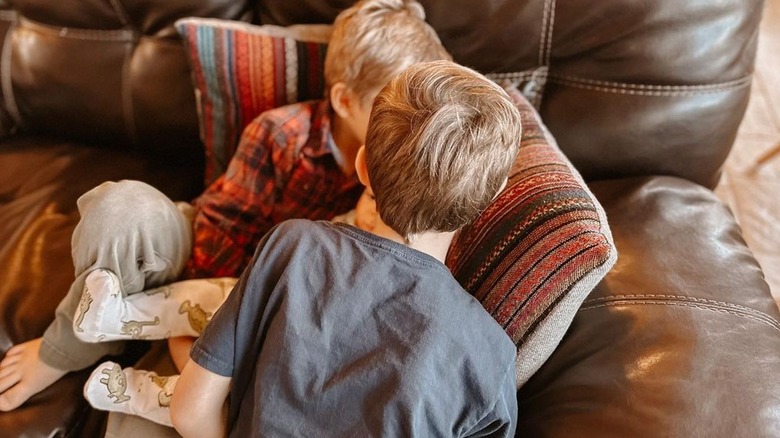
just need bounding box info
[83,361,179,427]
[74,269,236,342]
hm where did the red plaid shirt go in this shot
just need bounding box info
[186,100,363,278]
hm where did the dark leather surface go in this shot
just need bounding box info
[0,0,251,155]
[0,0,777,437]
[0,367,97,438]
[518,177,780,436]
[0,8,13,137]
[0,0,763,186]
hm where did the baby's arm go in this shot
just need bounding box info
[171,360,231,438]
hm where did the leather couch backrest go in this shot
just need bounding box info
[0,0,763,187]
[261,0,763,189]
[0,0,251,154]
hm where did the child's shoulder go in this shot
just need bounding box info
[273,217,333,232]
[253,99,329,129]
[268,219,339,247]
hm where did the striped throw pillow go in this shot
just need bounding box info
[446,86,617,386]
[175,18,331,185]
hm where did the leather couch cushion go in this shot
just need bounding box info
[0,10,14,137]
[0,0,252,155]
[0,0,762,186]
[516,176,780,436]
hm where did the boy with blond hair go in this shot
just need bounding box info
[0,0,450,415]
[171,60,522,438]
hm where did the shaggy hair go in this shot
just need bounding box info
[365,60,522,239]
[325,0,451,102]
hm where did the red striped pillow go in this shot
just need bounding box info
[446,86,616,385]
[175,19,331,185]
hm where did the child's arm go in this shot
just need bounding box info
[188,115,282,279]
[170,359,231,438]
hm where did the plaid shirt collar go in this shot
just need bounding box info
[301,100,338,160]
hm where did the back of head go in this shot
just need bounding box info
[325,0,452,100]
[365,60,522,240]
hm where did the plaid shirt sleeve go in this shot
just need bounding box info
[187,113,288,278]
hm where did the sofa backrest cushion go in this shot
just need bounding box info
[0,0,251,155]
[0,0,762,187]
[257,0,762,189]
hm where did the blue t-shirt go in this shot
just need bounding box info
[191,219,517,437]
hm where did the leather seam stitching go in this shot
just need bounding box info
[486,71,536,82]
[583,293,773,318]
[580,297,780,331]
[548,74,752,96]
[18,16,135,42]
[538,0,552,66]
[544,0,556,66]
[1,19,22,128]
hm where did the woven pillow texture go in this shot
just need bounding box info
[446,86,617,386]
[175,18,330,184]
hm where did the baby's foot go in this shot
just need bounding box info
[73,269,128,342]
[83,361,178,427]
[0,338,68,411]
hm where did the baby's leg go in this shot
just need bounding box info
[0,181,192,412]
[74,272,236,342]
[45,180,193,367]
[0,339,67,411]
[84,361,179,427]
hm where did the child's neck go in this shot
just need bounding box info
[406,230,456,264]
[330,114,361,176]
[369,219,455,264]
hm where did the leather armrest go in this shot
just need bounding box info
[516,176,780,436]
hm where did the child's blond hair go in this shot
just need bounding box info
[365,60,522,239]
[325,0,451,101]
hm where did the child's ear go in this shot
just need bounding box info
[329,82,353,119]
[355,145,371,189]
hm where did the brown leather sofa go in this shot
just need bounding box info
[1,1,778,437]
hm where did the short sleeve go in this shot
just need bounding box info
[190,222,288,377]
[463,362,518,438]
[190,268,245,377]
